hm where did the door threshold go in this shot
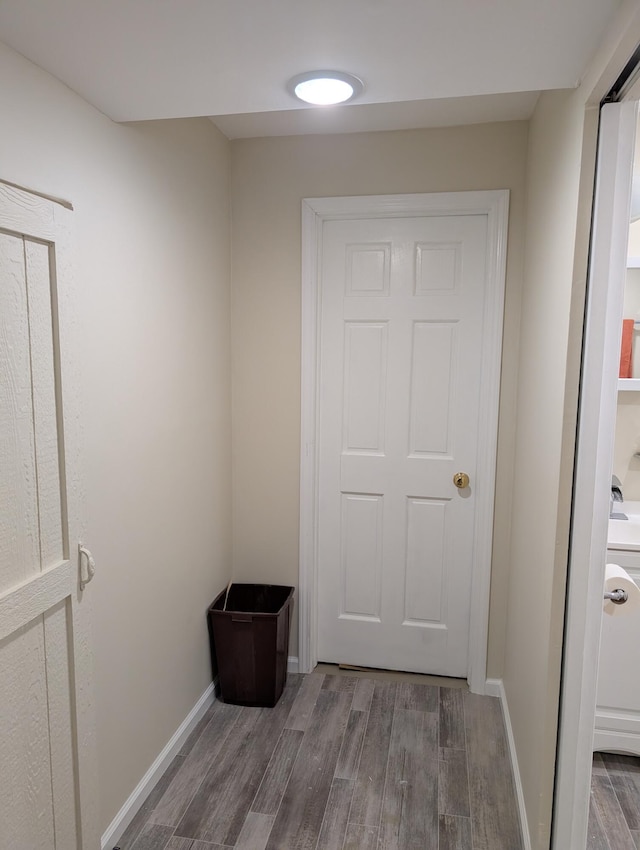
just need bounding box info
[314,662,468,689]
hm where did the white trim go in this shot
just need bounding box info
[594,729,640,754]
[553,102,638,849]
[287,655,300,674]
[467,189,510,693]
[594,706,640,755]
[484,677,502,698]
[299,198,321,674]
[486,678,532,850]
[618,378,640,390]
[299,191,509,690]
[0,177,73,210]
[101,682,216,850]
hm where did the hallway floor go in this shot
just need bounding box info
[589,752,640,849]
[116,670,523,850]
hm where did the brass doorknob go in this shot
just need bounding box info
[453,472,470,489]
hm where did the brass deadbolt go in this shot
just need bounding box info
[453,472,470,489]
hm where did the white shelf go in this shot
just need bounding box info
[618,378,640,391]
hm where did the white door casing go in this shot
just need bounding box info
[299,191,509,692]
[0,182,98,849]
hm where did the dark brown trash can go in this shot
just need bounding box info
[208,583,294,707]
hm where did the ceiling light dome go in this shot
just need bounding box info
[288,71,364,106]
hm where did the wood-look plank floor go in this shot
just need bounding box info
[588,753,640,850]
[118,672,523,850]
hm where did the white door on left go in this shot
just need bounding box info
[0,183,98,849]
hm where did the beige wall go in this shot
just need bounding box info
[0,42,232,831]
[230,122,529,672]
[615,268,640,497]
[628,220,640,258]
[503,88,590,850]
[614,391,640,498]
[615,198,640,497]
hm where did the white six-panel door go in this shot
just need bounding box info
[312,199,505,678]
[0,183,98,849]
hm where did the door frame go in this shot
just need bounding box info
[298,191,509,692]
[552,101,638,849]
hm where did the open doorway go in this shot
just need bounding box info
[587,110,640,847]
[553,87,640,849]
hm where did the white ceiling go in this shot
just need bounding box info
[0,0,622,138]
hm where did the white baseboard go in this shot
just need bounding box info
[594,707,640,756]
[101,681,216,850]
[287,655,299,673]
[486,678,532,850]
[484,677,502,698]
[594,729,640,755]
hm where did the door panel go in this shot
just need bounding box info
[341,492,384,620]
[404,497,447,624]
[0,231,40,587]
[0,183,97,849]
[0,616,55,850]
[317,214,489,676]
[409,321,456,455]
[25,239,65,571]
[343,322,388,453]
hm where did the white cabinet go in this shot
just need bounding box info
[594,549,640,754]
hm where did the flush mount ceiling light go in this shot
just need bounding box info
[287,71,364,106]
